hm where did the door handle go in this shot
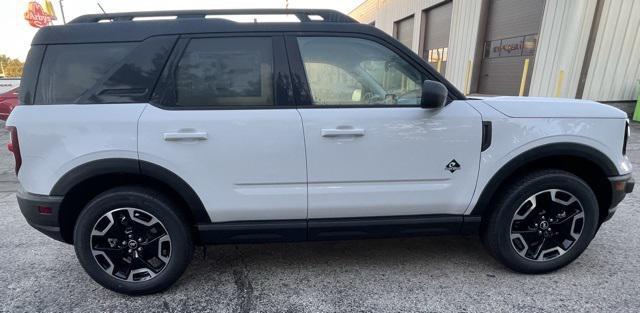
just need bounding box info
[321,128,365,137]
[163,131,208,141]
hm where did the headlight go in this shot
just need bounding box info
[623,120,629,155]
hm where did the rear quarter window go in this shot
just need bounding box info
[35,43,136,104]
[33,36,176,105]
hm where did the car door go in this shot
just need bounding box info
[289,35,482,219]
[138,34,307,223]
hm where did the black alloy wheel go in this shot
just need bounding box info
[90,207,172,282]
[74,186,193,295]
[482,170,599,274]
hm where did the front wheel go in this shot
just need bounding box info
[482,170,599,273]
[73,186,193,295]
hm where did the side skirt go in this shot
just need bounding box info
[197,215,481,245]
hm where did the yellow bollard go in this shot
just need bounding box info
[555,70,565,97]
[519,59,530,96]
[464,60,472,95]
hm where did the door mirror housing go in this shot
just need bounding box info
[420,80,448,109]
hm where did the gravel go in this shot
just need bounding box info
[0,121,638,313]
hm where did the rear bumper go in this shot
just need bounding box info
[16,186,65,242]
[605,174,635,221]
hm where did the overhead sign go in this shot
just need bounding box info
[24,1,53,28]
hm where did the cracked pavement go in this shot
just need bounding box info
[0,121,639,312]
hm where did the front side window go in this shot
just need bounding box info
[297,37,424,106]
[175,37,273,107]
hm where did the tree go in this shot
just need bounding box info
[0,55,24,78]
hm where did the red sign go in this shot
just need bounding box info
[24,1,53,28]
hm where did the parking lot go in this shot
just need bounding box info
[0,120,638,313]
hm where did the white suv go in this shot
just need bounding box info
[7,9,634,295]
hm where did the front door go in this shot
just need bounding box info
[138,35,307,223]
[290,35,482,219]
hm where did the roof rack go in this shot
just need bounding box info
[70,9,357,24]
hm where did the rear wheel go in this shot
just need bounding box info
[73,186,193,295]
[482,170,599,273]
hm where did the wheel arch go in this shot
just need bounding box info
[52,158,210,243]
[471,143,618,224]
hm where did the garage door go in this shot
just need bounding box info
[478,0,545,96]
[422,1,453,75]
[394,15,414,48]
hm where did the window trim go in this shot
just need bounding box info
[285,32,456,109]
[151,32,295,110]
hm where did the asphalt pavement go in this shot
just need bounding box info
[0,121,639,313]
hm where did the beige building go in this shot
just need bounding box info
[350,0,640,103]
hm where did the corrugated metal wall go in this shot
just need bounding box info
[529,0,597,98]
[350,0,483,93]
[582,0,640,101]
[350,0,380,24]
[446,0,483,91]
[350,0,639,101]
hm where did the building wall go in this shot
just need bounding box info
[350,0,639,101]
[528,0,597,99]
[349,0,483,93]
[349,0,380,24]
[582,0,640,101]
[446,0,483,93]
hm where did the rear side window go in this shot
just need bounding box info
[33,36,176,105]
[174,37,274,107]
[35,43,135,104]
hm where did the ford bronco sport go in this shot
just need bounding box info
[6,9,634,295]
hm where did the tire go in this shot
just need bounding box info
[73,186,193,295]
[482,169,599,274]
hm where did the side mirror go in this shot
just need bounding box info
[420,80,448,109]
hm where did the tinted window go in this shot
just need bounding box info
[19,45,45,105]
[90,36,177,104]
[297,37,423,106]
[36,43,135,104]
[175,37,273,107]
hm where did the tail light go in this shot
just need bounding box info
[623,121,629,155]
[6,126,21,175]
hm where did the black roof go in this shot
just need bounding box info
[32,9,381,45]
[29,9,466,100]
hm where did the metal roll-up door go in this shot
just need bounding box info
[422,1,453,75]
[478,0,545,96]
[394,15,414,48]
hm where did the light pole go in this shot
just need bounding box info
[59,0,66,24]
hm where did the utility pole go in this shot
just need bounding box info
[58,0,66,24]
[97,2,107,14]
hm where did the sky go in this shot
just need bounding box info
[0,0,365,61]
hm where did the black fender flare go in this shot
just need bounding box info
[470,143,619,216]
[51,158,211,223]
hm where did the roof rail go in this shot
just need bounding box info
[70,9,358,24]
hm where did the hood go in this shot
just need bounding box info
[481,96,628,119]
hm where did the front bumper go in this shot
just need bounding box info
[605,174,635,221]
[16,186,65,242]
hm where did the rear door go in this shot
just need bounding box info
[138,34,307,223]
[288,35,482,219]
